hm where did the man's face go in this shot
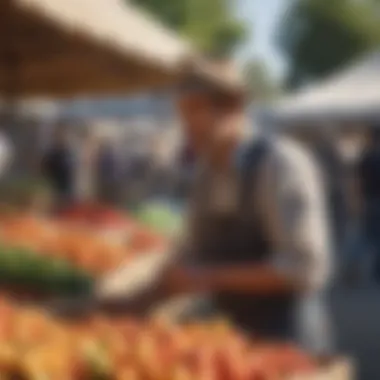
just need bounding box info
[178,90,245,162]
[177,92,218,155]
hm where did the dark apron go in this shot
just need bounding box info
[192,140,295,341]
[169,139,333,353]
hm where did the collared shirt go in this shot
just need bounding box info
[176,135,332,291]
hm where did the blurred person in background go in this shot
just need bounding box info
[356,126,380,284]
[123,132,155,207]
[311,130,347,270]
[74,126,98,203]
[41,123,76,205]
[335,132,366,286]
[95,135,121,205]
[176,143,196,199]
[148,130,180,200]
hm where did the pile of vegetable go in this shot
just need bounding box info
[0,296,317,380]
[0,214,167,277]
[0,243,93,297]
[0,216,121,276]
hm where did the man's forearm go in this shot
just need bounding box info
[177,264,296,295]
[208,265,296,294]
[95,259,297,315]
[93,263,297,315]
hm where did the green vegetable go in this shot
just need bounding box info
[0,242,94,296]
[133,202,183,236]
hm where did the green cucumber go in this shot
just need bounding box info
[0,242,95,295]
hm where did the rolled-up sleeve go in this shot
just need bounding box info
[258,142,332,291]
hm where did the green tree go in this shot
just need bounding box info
[243,59,281,102]
[277,0,380,89]
[130,0,247,57]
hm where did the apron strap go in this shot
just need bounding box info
[239,137,272,205]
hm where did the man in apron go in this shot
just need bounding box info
[75,67,333,355]
[151,76,333,353]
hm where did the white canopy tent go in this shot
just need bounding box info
[270,51,380,126]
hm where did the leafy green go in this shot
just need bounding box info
[0,242,94,296]
[133,203,183,236]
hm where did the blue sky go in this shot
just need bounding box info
[234,0,289,79]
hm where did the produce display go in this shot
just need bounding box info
[0,296,317,380]
[0,215,125,276]
[0,214,167,277]
[0,208,344,380]
[0,242,93,297]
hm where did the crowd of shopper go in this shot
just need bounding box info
[40,121,182,209]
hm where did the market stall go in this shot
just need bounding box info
[0,3,353,378]
[0,0,194,98]
[0,0,199,183]
[0,209,167,294]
